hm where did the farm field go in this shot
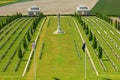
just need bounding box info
[0,1,15,5]
[0,0,32,6]
[0,15,120,80]
[91,0,120,15]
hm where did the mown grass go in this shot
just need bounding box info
[0,17,34,74]
[82,16,120,76]
[0,16,120,80]
[91,0,120,15]
[0,17,45,80]
[26,16,120,80]
[32,16,101,80]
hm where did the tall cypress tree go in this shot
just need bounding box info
[89,30,93,41]
[115,20,118,29]
[27,32,31,42]
[86,25,89,35]
[0,25,1,30]
[30,27,33,35]
[92,36,97,49]
[98,46,103,59]
[83,23,86,30]
[23,38,27,49]
[118,22,120,31]
[18,47,23,59]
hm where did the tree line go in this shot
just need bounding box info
[115,20,120,31]
[95,12,112,24]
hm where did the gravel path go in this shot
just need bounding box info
[0,0,98,15]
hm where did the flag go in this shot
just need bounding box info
[32,41,35,50]
[82,42,86,52]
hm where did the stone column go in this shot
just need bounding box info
[53,13,65,34]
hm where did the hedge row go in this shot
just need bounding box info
[0,13,22,30]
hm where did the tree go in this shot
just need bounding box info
[110,18,112,24]
[1,21,4,27]
[98,46,102,59]
[27,32,31,42]
[0,25,1,30]
[18,47,23,59]
[83,23,86,30]
[81,21,84,26]
[30,27,33,35]
[89,30,93,41]
[115,20,118,29]
[86,25,89,35]
[118,22,120,30]
[33,21,36,30]
[23,38,27,49]
[74,12,82,23]
[38,12,44,19]
[92,36,97,49]
[74,12,77,17]
[6,18,9,24]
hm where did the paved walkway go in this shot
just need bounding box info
[0,0,98,15]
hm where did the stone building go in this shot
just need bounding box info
[76,5,90,15]
[28,6,40,16]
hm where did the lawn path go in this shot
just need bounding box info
[36,16,84,80]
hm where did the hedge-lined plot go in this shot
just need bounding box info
[0,15,120,80]
[82,16,120,74]
[0,15,44,79]
[0,17,34,73]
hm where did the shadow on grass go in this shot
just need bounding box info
[102,59,109,61]
[22,59,28,61]
[52,77,60,80]
[102,78,112,80]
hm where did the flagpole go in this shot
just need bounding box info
[32,41,36,80]
[34,49,36,80]
[84,48,86,80]
[82,42,86,80]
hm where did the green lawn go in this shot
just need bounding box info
[33,16,100,80]
[0,16,120,80]
[37,16,84,80]
[0,0,15,5]
[91,0,120,15]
